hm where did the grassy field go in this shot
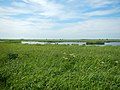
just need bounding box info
[0,44,120,90]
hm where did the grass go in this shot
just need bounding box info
[0,43,120,90]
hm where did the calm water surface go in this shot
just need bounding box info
[21,41,120,46]
[105,42,120,46]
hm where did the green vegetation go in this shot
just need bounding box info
[78,39,120,43]
[0,39,21,43]
[86,42,105,45]
[0,43,120,90]
[0,39,120,43]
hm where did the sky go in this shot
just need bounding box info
[0,0,120,39]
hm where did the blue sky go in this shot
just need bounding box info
[0,0,120,39]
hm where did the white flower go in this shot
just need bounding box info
[69,53,76,57]
[69,53,74,56]
[115,61,118,63]
[63,57,68,60]
[63,52,66,54]
[101,61,104,64]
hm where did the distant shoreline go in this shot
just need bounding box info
[0,39,120,43]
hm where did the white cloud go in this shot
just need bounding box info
[84,0,119,8]
[0,15,58,39]
[1,0,118,20]
[84,8,120,17]
[0,18,30,32]
[0,16,120,39]
[0,5,32,16]
[55,18,120,38]
[0,0,120,39]
[22,0,64,17]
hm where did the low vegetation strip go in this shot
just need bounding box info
[0,44,120,90]
[0,39,120,43]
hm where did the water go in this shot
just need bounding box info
[21,41,120,46]
[56,42,86,45]
[105,42,120,46]
[21,41,86,45]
